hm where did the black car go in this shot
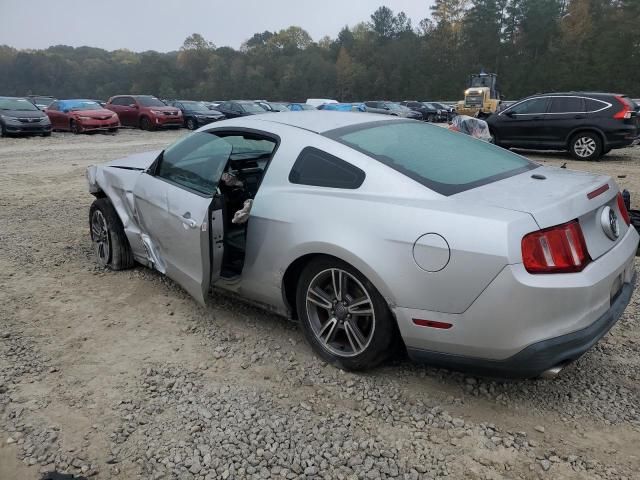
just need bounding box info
[487,92,639,160]
[169,100,225,130]
[214,101,268,119]
[399,101,439,122]
[0,96,52,137]
[429,102,456,121]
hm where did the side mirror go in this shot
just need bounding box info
[129,104,138,109]
[505,111,515,118]
[384,106,390,110]
[63,109,69,113]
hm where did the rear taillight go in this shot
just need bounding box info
[522,220,591,274]
[613,96,633,120]
[617,192,631,225]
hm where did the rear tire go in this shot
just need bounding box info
[89,198,135,270]
[570,132,602,160]
[42,131,51,137]
[108,128,118,134]
[296,257,396,371]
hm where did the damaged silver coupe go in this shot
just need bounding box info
[87,112,638,376]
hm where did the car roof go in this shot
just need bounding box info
[533,92,625,97]
[218,111,401,134]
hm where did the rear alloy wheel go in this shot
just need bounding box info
[140,116,153,131]
[89,198,135,270]
[570,132,602,160]
[186,118,197,130]
[296,257,396,370]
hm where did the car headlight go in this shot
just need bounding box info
[150,109,164,115]
[0,114,19,123]
[77,116,92,120]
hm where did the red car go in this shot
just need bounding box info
[105,95,182,130]
[45,99,120,133]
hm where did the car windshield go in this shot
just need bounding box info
[269,103,289,112]
[0,98,40,111]
[327,121,537,195]
[240,102,267,113]
[384,103,403,111]
[299,104,315,110]
[33,97,54,106]
[67,101,102,111]
[137,97,166,107]
[181,101,210,112]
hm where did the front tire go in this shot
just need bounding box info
[570,132,602,160]
[70,120,82,134]
[89,198,134,270]
[140,116,153,131]
[296,257,396,370]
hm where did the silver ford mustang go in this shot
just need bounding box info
[86,112,638,377]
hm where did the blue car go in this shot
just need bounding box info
[318,103,366,112]
[288,103,317,111]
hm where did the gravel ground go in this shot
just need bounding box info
[1,128,639,480]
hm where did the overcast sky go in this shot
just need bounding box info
[0,0,434,52]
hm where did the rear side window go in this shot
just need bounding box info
[326,121,536,196]
[584,98,610,112]
[548,97,585,113]
[508,98,549,114]
[289,147,365,189]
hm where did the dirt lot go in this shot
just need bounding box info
[1,129,639,480]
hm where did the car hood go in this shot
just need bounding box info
[104,150,161,171]
[1,109,47,119]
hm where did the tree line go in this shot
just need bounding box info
[0,0,637,102]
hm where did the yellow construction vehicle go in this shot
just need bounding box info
[456,72,501,118]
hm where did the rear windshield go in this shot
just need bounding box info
[326,120,537,195]
[181,101,209,112]
[240,103,266,113]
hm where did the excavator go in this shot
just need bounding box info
[456,72,501,118]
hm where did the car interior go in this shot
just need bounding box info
[215,134,277,278]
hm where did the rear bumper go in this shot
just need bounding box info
[395,226,639,377]
[407,271,635,378]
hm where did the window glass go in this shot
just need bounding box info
[156,132,276,195]
[548,97,584,113]
[239,103,265,113]
[0,98,40,111]
[508,98,549,115]
[156,132,234,195]
[327,121,536,195]
[289,147,365,189]
[137,96,166,107]
[47,102,59,111]
[584,98,608,112]
[110,97,126,106]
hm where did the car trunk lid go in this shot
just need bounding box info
[454,166,629,260]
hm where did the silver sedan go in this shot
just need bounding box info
[86,112,638,377]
